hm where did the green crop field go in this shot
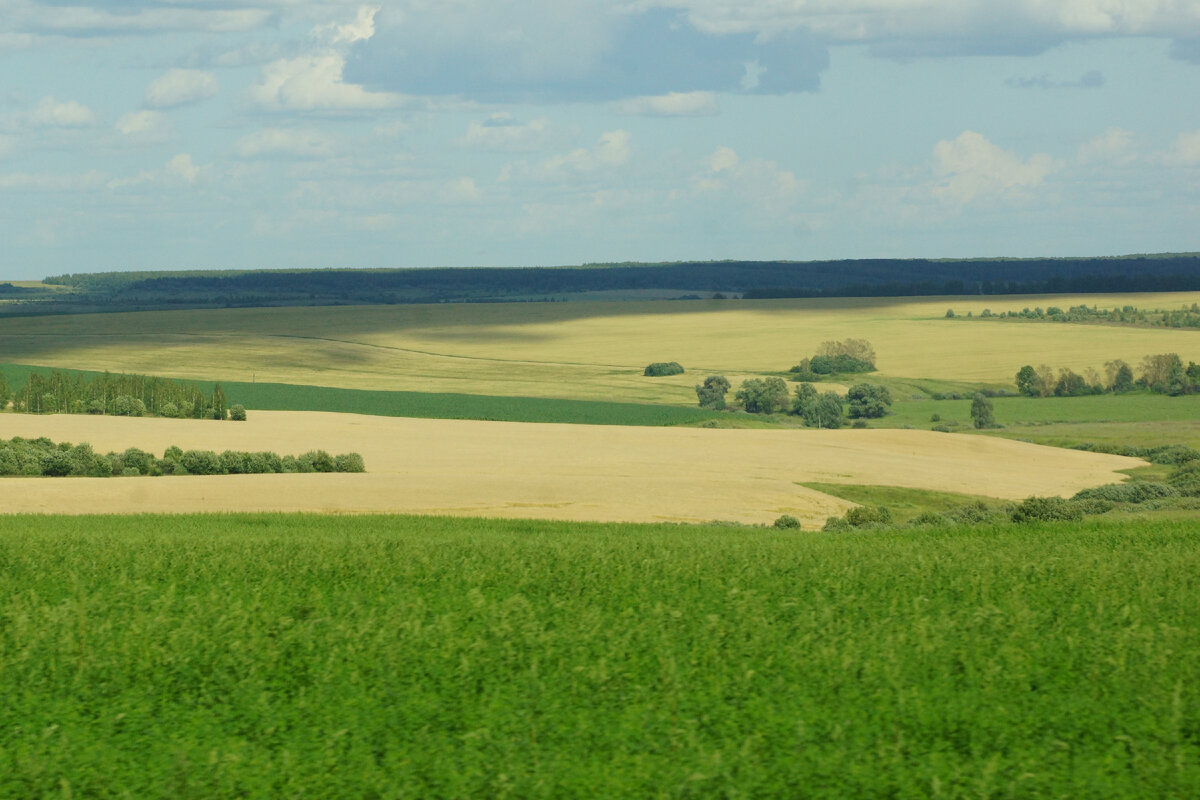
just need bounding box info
[3,291,1200,405]
[1,513,1197,798]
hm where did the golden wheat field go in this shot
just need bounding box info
[3,292,1200,404]
[0,411,1143,526]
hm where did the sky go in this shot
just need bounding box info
[1,1,1199,279]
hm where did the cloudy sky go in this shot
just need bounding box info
[1,1,1199,279]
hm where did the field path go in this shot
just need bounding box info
[0,411,1144,527]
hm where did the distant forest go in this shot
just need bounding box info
[12,253,1200,314]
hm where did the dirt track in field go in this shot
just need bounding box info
[0,411,1145,527]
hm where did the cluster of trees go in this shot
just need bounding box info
[643,362,684,377]
[0,371,244,420]
[0,436,365,478]
[697,374,893,428]
[790,339,876,381]
[953,303,1200,330]
[1015,354,1200,397]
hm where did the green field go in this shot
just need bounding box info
[1,514,1197,798]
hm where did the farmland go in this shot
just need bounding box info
[1,514,1197,798]
[0,411,1143,525]
[3,292,1200,405]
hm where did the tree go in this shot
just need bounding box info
[736,377,789,414]
[803,392,844,429]
[0,374,9,411]
[970,393,996,429]
[1015,365,1038,396]
[1034,364,1056,398]
[847,384,892,418]
[1054,369,1087,397]
[1140,353,1183,393]
[695,375,731,410]
[791,383,819,417]
[229,404,247,421]
[1106,359,1134,392]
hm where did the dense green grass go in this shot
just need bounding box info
[1,514,1197,798]
[799,483,1000,522]
[0,363,720,427]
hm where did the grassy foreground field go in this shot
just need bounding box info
[4,292,1200,404]
[0,514,1196,798]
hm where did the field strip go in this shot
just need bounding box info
[0,411,1144,526]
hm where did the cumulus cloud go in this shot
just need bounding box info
[503,130,633,184]
[1162,129,1200,166]
[931,131,1058,203]
[456,115,559,151]
[248,6,399,112]
[612,91,718,116]
[693,145,805,205]
[115,109,173,141]
[27,96,95,128]
[235,128,337,159]
[165,153,200,184]
[144,69,218,109]
[1077,127,1135,165]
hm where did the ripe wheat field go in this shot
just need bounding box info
[2,292,1199,405]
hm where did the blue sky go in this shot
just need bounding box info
[1,1,1199,279]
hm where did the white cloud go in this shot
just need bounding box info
[106,153,205,190]
[0,134,14,159]
[442,177,483,203]
[693,146,805,204]
[27,97,95,128]
[235,128,337,159]
[249,52,398,112]
[166,154,201,184]
[931,131,1058,203]
[1077,127,1135,165]
[612,91,718,116]
[115,110,173,141]
[145,70,218,109]
[248,5,399,112]
[456,115,557,151]
[1162,129,1200,166]
[502,130,633,184]
[0,170,108,192]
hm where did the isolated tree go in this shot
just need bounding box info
[695,375,731,410]
[1015,365,1038,397]
[229,404,247,421]
[847,384,892,419]
[736,377,789,414]
[970,393,996,429]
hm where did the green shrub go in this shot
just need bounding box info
[229,404,247,421]
[845,505,892,527]
[944,502,1005,526]
[910,511,947,527]
[1074,483,1179,504]
[1010,496,1084,523]
[181,450,223,476]
[773,514,801,529]
[335,452,366,473]
[822,516,852,532]
[643,362,684,377]
[1074,498,1115,515]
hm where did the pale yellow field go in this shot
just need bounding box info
[0,411,1143,527]
[2,292,1199,404]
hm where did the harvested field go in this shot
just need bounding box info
[0,411,1144,526]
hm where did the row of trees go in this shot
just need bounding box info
[950,303,1200,329]
[0,436,364,478]
[1015,354,1200,397]
[0,371,244,420]
[696,376,893,427]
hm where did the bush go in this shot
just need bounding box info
[845,505,892,527]
[910,511,947,527]
[335,452,366,473]
[695,375,731,410]
[847,384,891,419]
[736,377,789,414]
[1074,483,1179,504]
[1010,496,1084,523]
[643,362,684,377]
[229,404,247,421]
[159,402,180,418]
[181,449,223,476]
[931,424,952,433]
[944,502,1005,526]
[851,419,868,429]
[970,393,996,429]
[773,514,802,529]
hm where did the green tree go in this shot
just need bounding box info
[846,384,892,419]
[229,404,247,422]
[802,392,844,429]
[695,375,731,410]
[1015,365,1038,396]
[970,393,996,429]
[735,377,789,414]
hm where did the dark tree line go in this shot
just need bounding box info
[1015,354,1200,397]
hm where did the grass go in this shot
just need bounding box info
[3,291,1200,405]
[0,513,1197,798]
[799,482,999,522]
